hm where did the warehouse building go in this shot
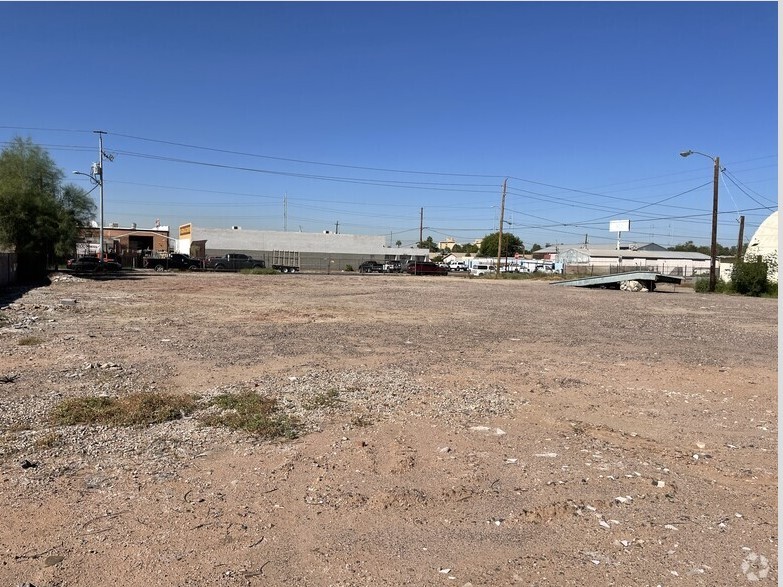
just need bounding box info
[176,224,431,272]
[533,242,711,277]
[743,211,778,283]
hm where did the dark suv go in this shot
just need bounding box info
[358,261,383,273]
[405,261,447,276]
[67,256,122,273]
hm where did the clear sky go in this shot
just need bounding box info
[1,1,778,249]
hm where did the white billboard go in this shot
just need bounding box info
[609,219,631,232]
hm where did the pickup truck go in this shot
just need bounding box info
[204,253,266,271]
[358,260,383,273]
[144,253,203,272]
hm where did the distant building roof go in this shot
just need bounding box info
[536,243,710,261]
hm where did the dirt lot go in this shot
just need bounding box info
[0,271,777,586]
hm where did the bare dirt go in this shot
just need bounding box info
[0,271,777,587]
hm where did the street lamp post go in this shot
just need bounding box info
[680,149,720,292]
[74,131,108,262]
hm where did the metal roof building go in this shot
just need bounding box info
[176,224,430,272]
[533,243,711,277]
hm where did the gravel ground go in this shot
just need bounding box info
[0,270,777,587]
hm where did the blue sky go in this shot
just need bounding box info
[1,1,777,249]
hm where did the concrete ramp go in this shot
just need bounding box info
[550,271,683,291]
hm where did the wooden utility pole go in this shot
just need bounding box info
[736,215,745,263]
[335,220,339,234]
[708,156,720,292]
[419,207,423,246]
[496,178,507,277]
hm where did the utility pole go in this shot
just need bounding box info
[335,220,339,234]
[94,130,107,261]
[496,178,507,277]
[679,150,720,292]
[284,194,287,232]
[419,207,423,246]
[736,215,745,264]
[709,156,720,293]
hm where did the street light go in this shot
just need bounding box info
[680,149,720,292]
[74,131,108,262]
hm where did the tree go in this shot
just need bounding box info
[417,236,439,252]
[395,240,402,248]
[0,137,95,280]
[530,243,542,253]
[55,184,96,259]
[478,232,524,257]
[731,258,769,296]
[669,241,736,257]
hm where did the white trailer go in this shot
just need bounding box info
[272,250,300,273]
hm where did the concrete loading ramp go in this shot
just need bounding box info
[550,271,683,291]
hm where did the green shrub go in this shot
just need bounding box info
[345,265,354,272]
[51,393,198,427]
[732,260,769,296]
[240,267,279,275]
[693,275,732,293]
[200,391,299,439]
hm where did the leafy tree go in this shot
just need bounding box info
[478,232,524,257]
[0,137,95,280]
[462,242,479,254]
[732,258,769,296]
[55,184,96,259]
[417,236,439,252]
[530,243,542,253]
[395,240,402,248]
[669,241,735,257]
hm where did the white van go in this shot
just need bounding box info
[470,264,496,276]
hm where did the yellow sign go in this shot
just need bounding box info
[179,223,192,238]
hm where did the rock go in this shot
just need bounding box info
[20,460,37,469]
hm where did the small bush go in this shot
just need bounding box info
[732,260,769,297]
[200,391,299,439]
[303,389,343,410]
[693,275,732,293]
[50,393,198,427]
[34,431,60,449]
[18,336,44,346]
[240,267,279,275]
[344,265,354,272]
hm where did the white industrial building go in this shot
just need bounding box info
[743,211,778,283]
[176,224,430,272]
[534,242,711,277]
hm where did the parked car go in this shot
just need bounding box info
[448,261,468,272]
[67,256,122,273]
[358,261,384,273]
[204,253,265,271]
[470,264,496,276]
[382,260,403,273]
[406,261,448,276]
[143,253,203,271]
